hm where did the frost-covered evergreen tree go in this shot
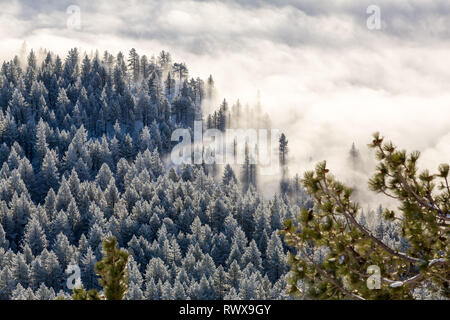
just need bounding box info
[0,47,315,301]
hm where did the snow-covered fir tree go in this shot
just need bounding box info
[0,48,422,300]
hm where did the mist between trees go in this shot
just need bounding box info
[0,48,446,300]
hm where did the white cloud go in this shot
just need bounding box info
[1,0,449,206]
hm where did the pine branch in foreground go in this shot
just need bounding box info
[72,237,129,300]
[281,133,449,300]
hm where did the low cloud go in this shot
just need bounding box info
[1,0,449,208]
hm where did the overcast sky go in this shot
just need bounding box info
[1,0,450,202]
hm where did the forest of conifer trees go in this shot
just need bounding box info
[0,48,436,300]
